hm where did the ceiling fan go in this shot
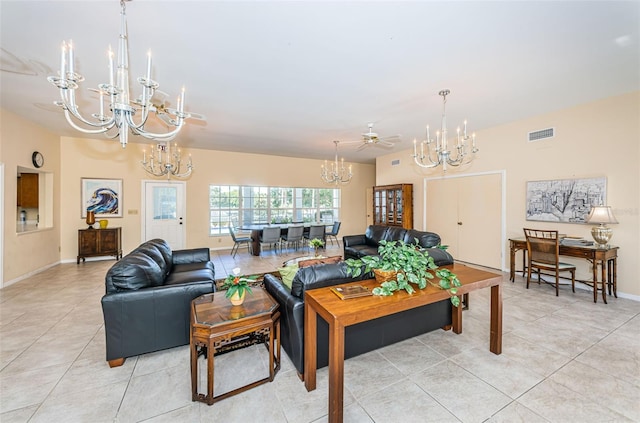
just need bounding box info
[343,122,401,151]
[139,90,206,126]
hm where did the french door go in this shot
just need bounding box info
[425,172,504,270]
[142,181,186,250]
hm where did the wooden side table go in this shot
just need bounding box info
[190,288,280,405]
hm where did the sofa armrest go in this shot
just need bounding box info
[263,274,306,374]
[172,248,211,265]
[101,280,214,361]
[343,234,365,247]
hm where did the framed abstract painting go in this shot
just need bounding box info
[81,178,123,218]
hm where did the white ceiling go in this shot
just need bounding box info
[1,1,638,164]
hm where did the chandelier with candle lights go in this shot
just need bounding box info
[412,89,478,172]
[47,0,199,148]
[321,140,353,185]
[141,142,193,180]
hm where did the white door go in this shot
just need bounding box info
[425,172,503,270]
[143,181,186,250]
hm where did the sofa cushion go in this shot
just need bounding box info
[298,255,342,268]
[164,267,215,286]
[291,262,370,299]
[106,253,164,292]
[277,264,299,290]
[403,229,441,249]
[382,226,407,243]
[136,243,169,276]
[365,225,390,246]
[145,239,173,272]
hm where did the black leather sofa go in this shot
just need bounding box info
[101,239,215,367]
[343,224,454,266]
[263,262,452,376]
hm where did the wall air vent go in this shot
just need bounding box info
[528,128,555,142]
[391,159,400,166]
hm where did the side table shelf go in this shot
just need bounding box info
[77,227,122,264]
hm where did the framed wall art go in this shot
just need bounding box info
[81,178,123,218]
[526,177,606,223]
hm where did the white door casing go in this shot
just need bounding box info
[142,181,186,250]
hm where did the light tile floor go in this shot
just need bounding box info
[1,242,639,422]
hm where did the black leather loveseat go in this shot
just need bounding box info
[101,239,215,367]
[263,262,452,376]
[343,224,454,266]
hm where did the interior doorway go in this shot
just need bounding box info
[142,181,186,250]
[424,171,505,270]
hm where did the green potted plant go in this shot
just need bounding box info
[309,238,324,257]
[345,239,461,306]
[221,267,258,306]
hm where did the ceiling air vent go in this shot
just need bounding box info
[528,128,555,142]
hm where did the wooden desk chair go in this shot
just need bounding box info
[524,228,576,296]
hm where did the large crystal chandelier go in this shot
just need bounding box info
[47,0,194,148]
[413,89,478,172]
[321,140,353,185]
[141,142,193,180]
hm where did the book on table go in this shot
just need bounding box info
[330,285,372,300]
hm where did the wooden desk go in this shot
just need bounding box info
[303,264,502,423]
[509,238,618,303]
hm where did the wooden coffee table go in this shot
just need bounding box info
[304,264,503,423]
[190,288,280,405]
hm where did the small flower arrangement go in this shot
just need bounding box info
[221,267,258,300]
[309,238,324,256]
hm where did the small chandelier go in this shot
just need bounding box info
[141,142,193,180]
[321,140,353,185]
[47,0,195,148]
[413,89,478,172]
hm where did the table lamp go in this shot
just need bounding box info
[586,206,618,248]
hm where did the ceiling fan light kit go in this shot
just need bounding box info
[47,0,202,148]
[413,89,478,172]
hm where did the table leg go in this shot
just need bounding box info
[592,259,598,303]
[328,321,345,423]
[304,303,317,392]
[207,339,215,405]
[490,284,502,355]
[509,242,516,282]
[268,321,275,381]
[600,259,607,304]
[612,258,618,298]
[190,341,198,401]
[452,297,462,334]
[250,230,260,256]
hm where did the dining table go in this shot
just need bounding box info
[239,223,333,256]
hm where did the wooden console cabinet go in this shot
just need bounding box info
[373,184,413,229]
[77,227,122,264]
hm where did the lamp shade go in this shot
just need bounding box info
[586,206,618,225]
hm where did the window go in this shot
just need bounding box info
[209,185,340,235]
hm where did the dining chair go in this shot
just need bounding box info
[326,221,341,246]
[304,224,326,253]
[259,226,282,255]
[281,225,304,252]
[524,228,576,296]
[228,226,252,257]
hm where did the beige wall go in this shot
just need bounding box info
[376,91,640,298]
[1,109,61,283]
[59,137,376,260]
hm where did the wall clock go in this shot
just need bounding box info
[32,151,44,168]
